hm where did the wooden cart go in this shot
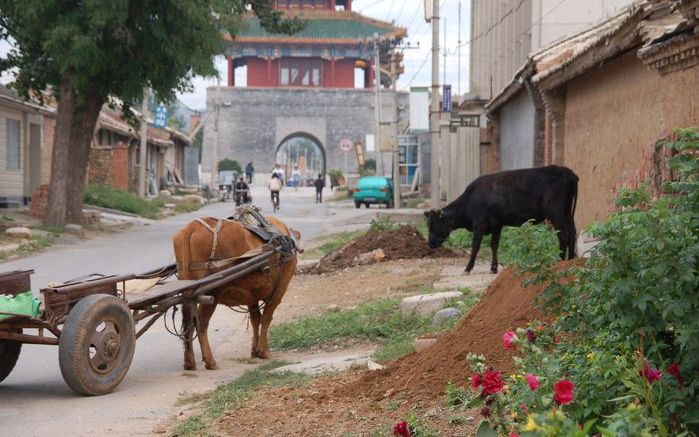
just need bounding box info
[0,248,276,396]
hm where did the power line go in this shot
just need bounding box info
[386,0,397,19]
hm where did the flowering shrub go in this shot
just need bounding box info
[450,129,699,436]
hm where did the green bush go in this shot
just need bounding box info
[218,158,241,173]
[456,128,699,436]
[84,184,162,218]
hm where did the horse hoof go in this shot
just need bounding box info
[205,362,219,370]
[184,362,196,371]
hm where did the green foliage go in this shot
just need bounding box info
[218,158,242,173]
[445,381,469,408]
[174,360,308,436]
[84,184,162,218]
[0,0,303,106]
[301,230,365,259]
[498,222,561,273]
[403,413,439,437]
[268,298,434,363]
[453,129,699,436]
[369,216,401,232]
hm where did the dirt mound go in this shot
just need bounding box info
[313,225,459,273]
[341,264,555,401]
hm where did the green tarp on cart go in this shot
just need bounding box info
[0,291,41,320]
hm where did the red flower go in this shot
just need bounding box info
[471,373,483,389]
[510,433,520,437]
[480,407,490,418]
[553,380,575,405]
[668,362,683,384]
[502,331,518,349]
[392,421,412,437]
[525,373,541,391]
[641,361,662,383]
[482,370,504,395]
[520,403,529,415]
[526,329,537,343]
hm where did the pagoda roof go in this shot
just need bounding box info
[226,10,406,45]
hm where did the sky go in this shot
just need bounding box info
[0,1,472,112]
[177,0,472,110]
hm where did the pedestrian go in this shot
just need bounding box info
[292,166,302,191]
[245,161,254,184]
[314,174,325,203]
[268,173,282,212]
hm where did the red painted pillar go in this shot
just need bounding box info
[227,56,235,87]
[367,59,374,89]
[267,58,272,86]
[330,58,336,88]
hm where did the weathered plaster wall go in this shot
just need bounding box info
[563,51,699,228]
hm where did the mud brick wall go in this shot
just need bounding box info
[88,148,114,186]
[30,184,49,219]
[112,143,129,190]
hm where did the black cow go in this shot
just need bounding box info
[425,165,578,274]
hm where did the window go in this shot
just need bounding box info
[6,119,20,170]
[280,59,321,87]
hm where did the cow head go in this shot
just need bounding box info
[424,209,452,249]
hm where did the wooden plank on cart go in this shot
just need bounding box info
[127,280,198,309]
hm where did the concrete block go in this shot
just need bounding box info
[414,336,438,353]
[400,291,463,316]
[64,224,85,238]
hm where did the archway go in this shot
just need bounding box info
[275,133,326,186]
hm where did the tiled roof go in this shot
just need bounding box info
[228,10,406,44]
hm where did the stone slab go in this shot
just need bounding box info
[273,351,371,376]
[400,291,463,316]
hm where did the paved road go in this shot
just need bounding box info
[0,185,376,437]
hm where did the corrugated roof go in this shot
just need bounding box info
[229,10,405,43]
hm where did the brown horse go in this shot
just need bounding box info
[172,216,298,370]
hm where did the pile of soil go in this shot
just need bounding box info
[210,265,564,436]
[313,225,459,273]
[346,264,552,401]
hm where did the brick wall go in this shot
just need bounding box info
[112,143,129,190]
[30,184,49,219]
[88,147,113,186]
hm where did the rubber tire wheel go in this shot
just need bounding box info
[365,203,370,208]
[59,294,135,396]
[355,201,361,209]
[0,331,22,383]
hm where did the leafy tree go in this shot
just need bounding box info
[0,0,302,226]
[218,158,241,173]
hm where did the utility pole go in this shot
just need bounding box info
[391,52,401,209]
[443,18,447,87]
[458,0,462,96]
[211,80,220,190]
[430,0,441,208]
[373,36,383,177]
[138,87,149,198]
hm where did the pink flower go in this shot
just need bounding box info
[502,331,518,349]
[525,373,541,391]
[392,421,412,437]
[553,380,575,405]
[668,363,683,384]
[641,362,662,383]
[471,373,483,389]
[482,370,504,395]
[510,433,520,437]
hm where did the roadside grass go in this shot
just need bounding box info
[301,229,365,259]
[17,235,56,255]
[85,184,163,219]
[403,197,427,209]
[84,184,203,219]
[269,296,472,363]
[174,360,309,436]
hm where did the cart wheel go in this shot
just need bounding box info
[59,294,135,396]
[0,331,22,383]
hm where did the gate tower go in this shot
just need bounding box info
[202,0,408,183]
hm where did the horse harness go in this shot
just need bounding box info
[188,207,298,310]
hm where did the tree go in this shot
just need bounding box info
[218,158,241,173]
[0,0,302,226]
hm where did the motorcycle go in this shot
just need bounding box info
[234,188,251,206]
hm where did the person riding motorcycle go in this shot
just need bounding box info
[234,177,251,206]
